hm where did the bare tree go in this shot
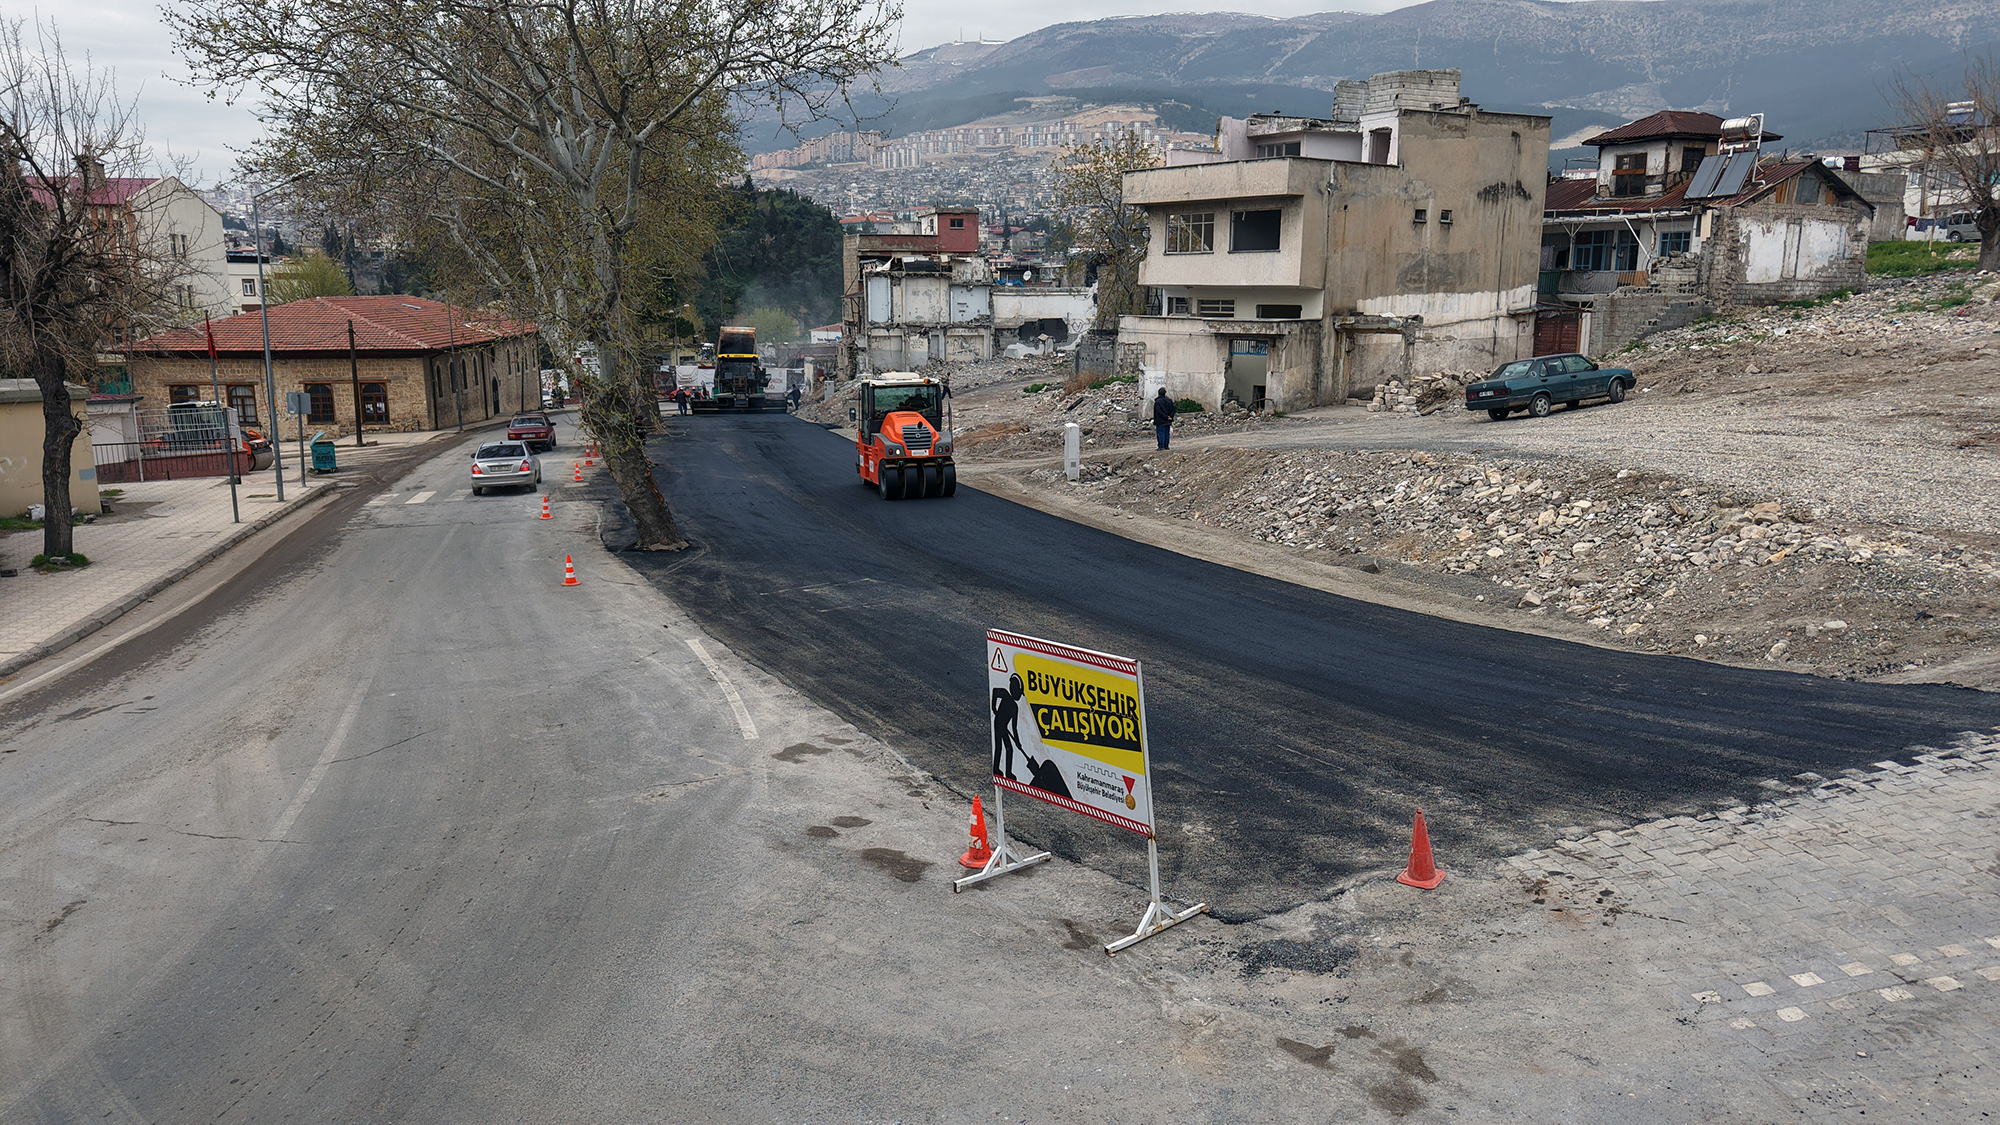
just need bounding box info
[173,0,899,550]
[1049,133,1162,330]
[1894,55,2000,271]
[1,21,171,562]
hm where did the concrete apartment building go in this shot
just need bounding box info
[1541,111,1876,355]
[1118,70,1550,411]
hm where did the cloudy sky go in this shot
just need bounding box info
[0,0,1464,184]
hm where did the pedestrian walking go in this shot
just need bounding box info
[1151,387,1177,450]
[787,385,802,413]
[675,387,689,415]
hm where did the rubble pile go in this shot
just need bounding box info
[1366,371,1480,414]
[1029,445,1998,680]
[1633,270,2000,370]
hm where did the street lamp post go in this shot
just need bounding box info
[250,173,311,500]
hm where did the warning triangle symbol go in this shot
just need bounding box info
[990,648,1008,673]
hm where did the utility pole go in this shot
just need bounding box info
[447,299,462,431]
[252,189,285,501]
[349,320,364,447]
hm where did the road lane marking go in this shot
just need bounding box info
[406,491,435,504]
[271,681,370,840]
[448,489,471,502]
[683,637,758,741]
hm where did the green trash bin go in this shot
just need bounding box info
[309,431,338,473]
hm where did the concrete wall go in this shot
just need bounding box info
[1830,168,1908,243]
[1117,316,1324,411]
[134,179,234,323]
[1701,197,1870,307]
[992,287,1095,341]
[1582,255,1712,356]
[0,382,100,520]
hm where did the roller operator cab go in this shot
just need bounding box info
[851,374,957,500]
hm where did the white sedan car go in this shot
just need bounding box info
[470,441,542,495]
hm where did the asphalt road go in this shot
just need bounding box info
[623,412,2000,919]
[4,427,1250,1120]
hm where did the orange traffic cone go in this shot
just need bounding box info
[562,554,580,586]
[1396,809,1444,889]
[572,462,582,482]
[583,442,596,467]
[538,495,552,520]
[958,797,994,869]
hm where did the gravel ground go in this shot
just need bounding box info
[946,269,2000,689]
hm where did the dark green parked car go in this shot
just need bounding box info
[1464,354,1636,420]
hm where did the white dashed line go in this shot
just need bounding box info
[406,491,435,504]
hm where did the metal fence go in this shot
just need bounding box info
[91,405,253,484]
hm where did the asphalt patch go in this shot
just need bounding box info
[805,825,838,838]
[829,816,872,828]
[1231,937,1358,977]
[1276,1037,1337,1070]
[772,742,833,763]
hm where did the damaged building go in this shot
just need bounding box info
[1117,69,1550,411]
[838,207,1094,375]
[1540,111,1876,355]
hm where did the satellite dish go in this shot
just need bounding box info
[1023,269,1033,281]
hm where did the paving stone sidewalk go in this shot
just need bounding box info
[0,431,446,678]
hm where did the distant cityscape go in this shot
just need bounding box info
[751,108,1211,230]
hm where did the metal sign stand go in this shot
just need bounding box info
[1107,663,1206,955]
[951,787,1050,892]
[1105,837,1208,955]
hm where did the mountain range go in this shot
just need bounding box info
[748,0,2000,156]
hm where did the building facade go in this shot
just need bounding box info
[128,297,541,438]
[1541,111,1876,355]
[1117,70,1550,411]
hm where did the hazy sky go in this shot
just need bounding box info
[0,0,1461,184]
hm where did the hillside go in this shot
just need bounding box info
[818,0,2000,152]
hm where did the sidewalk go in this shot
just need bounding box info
[0,428,452,679]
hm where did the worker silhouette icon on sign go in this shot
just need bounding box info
[992,673,1024,781]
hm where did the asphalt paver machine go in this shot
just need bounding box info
[851,373,956,500]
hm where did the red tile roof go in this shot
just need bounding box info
[1582,110,1782,147]
[28,176,159,208]
[1543,160,1821,216]
[137,296,538,356]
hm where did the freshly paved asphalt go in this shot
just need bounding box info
[622,412,2000,919]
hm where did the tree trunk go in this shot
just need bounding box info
[34,348,79,559]
[582,220,687,551]
[1981,230,2000,274]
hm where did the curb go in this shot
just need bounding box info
[0,483,341,683]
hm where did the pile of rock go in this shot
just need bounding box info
[1366,371,1479,414]
[1033,443,2000,677]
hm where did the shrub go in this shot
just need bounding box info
[1174,398,1205,412]
[30,552,89,571]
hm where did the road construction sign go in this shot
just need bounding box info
[987,628,1154,836]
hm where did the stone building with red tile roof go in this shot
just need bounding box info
[1537,111,1873,356]
[129,297,542,436]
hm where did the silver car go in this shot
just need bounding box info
[470,441,541,495]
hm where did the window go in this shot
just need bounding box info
[304,384,336,423]
[1560,355,1597,373]
[1255,141,1301,158]
[362,383,388,423]
[1682,146,1706,174]
[949,217,964,228]
[1413,208,1428,224]
[169,385,203,404]
[1573,229,1639,272]
[1438,209,1453,225]
[1166,212,1214,254]
[1789,177,1821,206]
[1255,304,1303,320]
[1166,295,1189,316]
[228,384,257,423]
[242,277,257,296]
[1658,230,1692,256]
[169,233,189,259]
[1230,209,1281,252]
[1612,152,1648,197]
[1368,128,1391,164]
[1195,298,1236,318]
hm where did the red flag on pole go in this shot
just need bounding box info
[204,314,218,361]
